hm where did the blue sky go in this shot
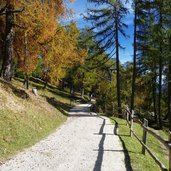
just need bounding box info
[66,0,134,64]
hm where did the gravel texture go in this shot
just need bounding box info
[0,104,127,171]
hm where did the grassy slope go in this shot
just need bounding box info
[0,78,78,162]
[110,117,169,171]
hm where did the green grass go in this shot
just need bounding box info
[110,117,169,171]
[13,77,82,106]
[0,78,84,161]
[0,108,66,161]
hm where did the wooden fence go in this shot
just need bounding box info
[124,106,171,171]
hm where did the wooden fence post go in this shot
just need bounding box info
[169,131,171,171]
[126,110,128,126]
[130,110,134,137]
[126,109,129,126]
[142,119,148,155]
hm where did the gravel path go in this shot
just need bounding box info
[0,104,127,171]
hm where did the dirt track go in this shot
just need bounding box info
[0,104,127,171]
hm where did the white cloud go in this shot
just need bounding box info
[123,0,134,25]
[125,0,133,14]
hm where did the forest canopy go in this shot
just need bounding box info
[0,0,86,85]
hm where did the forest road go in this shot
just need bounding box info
[0,104,130,171]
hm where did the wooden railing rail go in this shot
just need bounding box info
[123,106,171,171]
[132,130,168,171]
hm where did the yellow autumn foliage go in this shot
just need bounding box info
[2,0,87,83]
[43,23,87,84]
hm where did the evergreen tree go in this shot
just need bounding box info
[86,0,128,116]
[130,0,139,113]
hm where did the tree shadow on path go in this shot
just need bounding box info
[112,118,133,171]
[45,97,70,116]
[93,117,133,171]
[44,97,133,171]
[93,118,106,171]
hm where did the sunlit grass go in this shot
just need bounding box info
[0,78,75,161]
[0,107,66,161]
[110,117,169,171]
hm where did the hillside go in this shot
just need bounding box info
[0,78,77,162]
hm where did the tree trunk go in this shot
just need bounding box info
[70,83,74,95]
[26,74,29,90]
[81,72,85,98]
[130,1,137,113]
[169,60,171,131]
[0,5,6,77]
[23,74,29,89]
[61,80,65,90]
[105,103,107,115]
[2,3,14,81]
[168,36,171,131]
[152,69,157,123]
[0,55,5,77]
[115,6,122,117]
[81,87,84,98]
[158,6,163,129]
[158,48,163,129]
[112,102,115,116]
[43,74,48,89]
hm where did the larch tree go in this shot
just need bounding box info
[134,0,171,129]
[0,0,21,81]
[156,0,164,129]
[42,23,86,86]
[86,0,128,117]
[15,1,58,88]
[168,32,171,131]
[130,0,139,112]
[164,0,171,131]
[0,0,70,82]
[135,0,160,125]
